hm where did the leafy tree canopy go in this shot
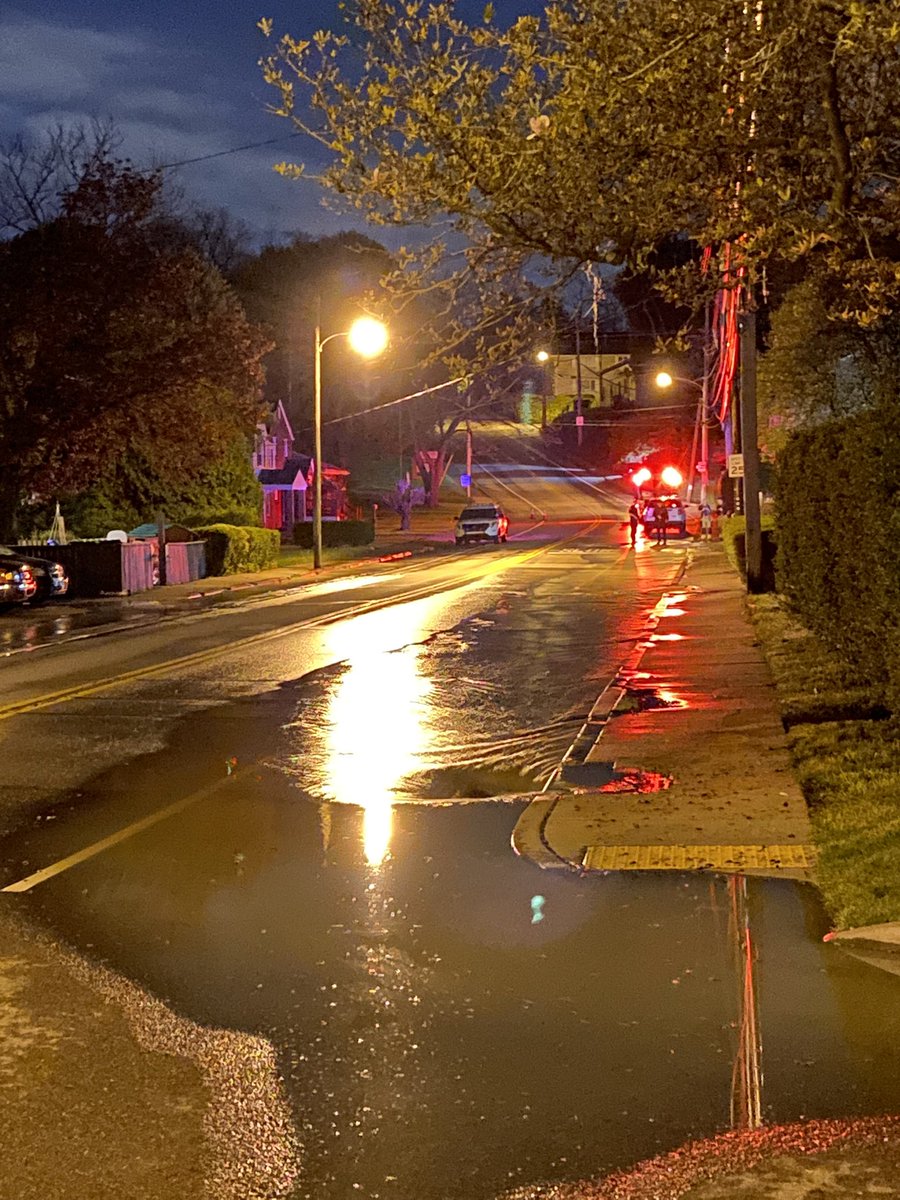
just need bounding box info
[759,274,900,456]
[232,230,395,421]
[62,436,262,539]
[0,161,270,537]
[261,0,900,356]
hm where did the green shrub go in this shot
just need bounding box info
[775,401,900,712]
[292,519,374,549]
[195,524,280,575]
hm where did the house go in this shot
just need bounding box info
[253,400,350,535]
[546,353,638,409]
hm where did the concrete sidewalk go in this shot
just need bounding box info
[514,542,814,879]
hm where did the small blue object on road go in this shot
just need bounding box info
[531,895,546,924]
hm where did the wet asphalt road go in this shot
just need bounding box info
[3,526,900,1199]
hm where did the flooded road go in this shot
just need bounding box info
[2,539,899,1198]
[14,794,900,1200]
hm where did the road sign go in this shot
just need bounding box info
[728,454,745,478]
[459,473,471,488]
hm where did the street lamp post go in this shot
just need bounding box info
[654,370,710,505]
[535,350,550,429]
[313,309,388,570]
[574,323,584,445]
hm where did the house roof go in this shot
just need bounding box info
[269,398,295,444]
[257,453,312,487]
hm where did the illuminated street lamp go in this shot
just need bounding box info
[534,349,552,428]
[314,312,388,569]
[655,370,710,504]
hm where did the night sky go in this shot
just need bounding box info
[0,0,541,245]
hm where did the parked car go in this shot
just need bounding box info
[641,496,688,538]
[0,545,69,602]
[455,504,509,545]
[0,558,36,608]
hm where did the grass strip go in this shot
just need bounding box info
[747,594,900,929]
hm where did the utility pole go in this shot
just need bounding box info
[574,322,584,447]
[686,395,702,504]
[739,308,763,592]
[465,403,473,500]
[700,301,712,508]
[313,294,323,570]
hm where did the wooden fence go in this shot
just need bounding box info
[13,539,207,596]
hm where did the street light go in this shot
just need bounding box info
[654,370,711,505]
[314,311,388,570]
[535,350,550,429]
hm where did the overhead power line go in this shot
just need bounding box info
[155,131,305,172]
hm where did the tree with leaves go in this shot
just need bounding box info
[758,276,900,457]
[0,162,269,538]
[261,0,900,353]
[232,230,395,421]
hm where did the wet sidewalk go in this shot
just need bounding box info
[514,542,814,878]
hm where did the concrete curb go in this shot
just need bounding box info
[509,793,575,870]
[825,923,900,978]
[512,546,815,879]
[512,552,691,869]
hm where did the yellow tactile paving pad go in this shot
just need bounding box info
[582,843,815,872]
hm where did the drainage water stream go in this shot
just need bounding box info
[9,569,900,1198]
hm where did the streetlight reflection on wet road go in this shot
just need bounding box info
[319,603,439,865]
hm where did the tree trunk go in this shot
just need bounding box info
[0,465,21,541]
[413,445,452,507]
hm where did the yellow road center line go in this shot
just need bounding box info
[0,534,591,723]
[2,766,254,893]
[0,528,605,891]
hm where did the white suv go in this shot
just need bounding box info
[455,504,509,545]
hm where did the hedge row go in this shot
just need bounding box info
[195,524,280,575]
[775,401,900,710]
[292,519,374,549]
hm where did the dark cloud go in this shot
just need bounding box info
[0,7,376,243]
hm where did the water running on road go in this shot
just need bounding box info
[4,552,900,1198]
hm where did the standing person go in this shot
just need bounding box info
[655,498,669,546]
[700,501,712,541]
[628,500,641,547]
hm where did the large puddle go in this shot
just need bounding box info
[5,563,900,1198]
[18,789,900,1200]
